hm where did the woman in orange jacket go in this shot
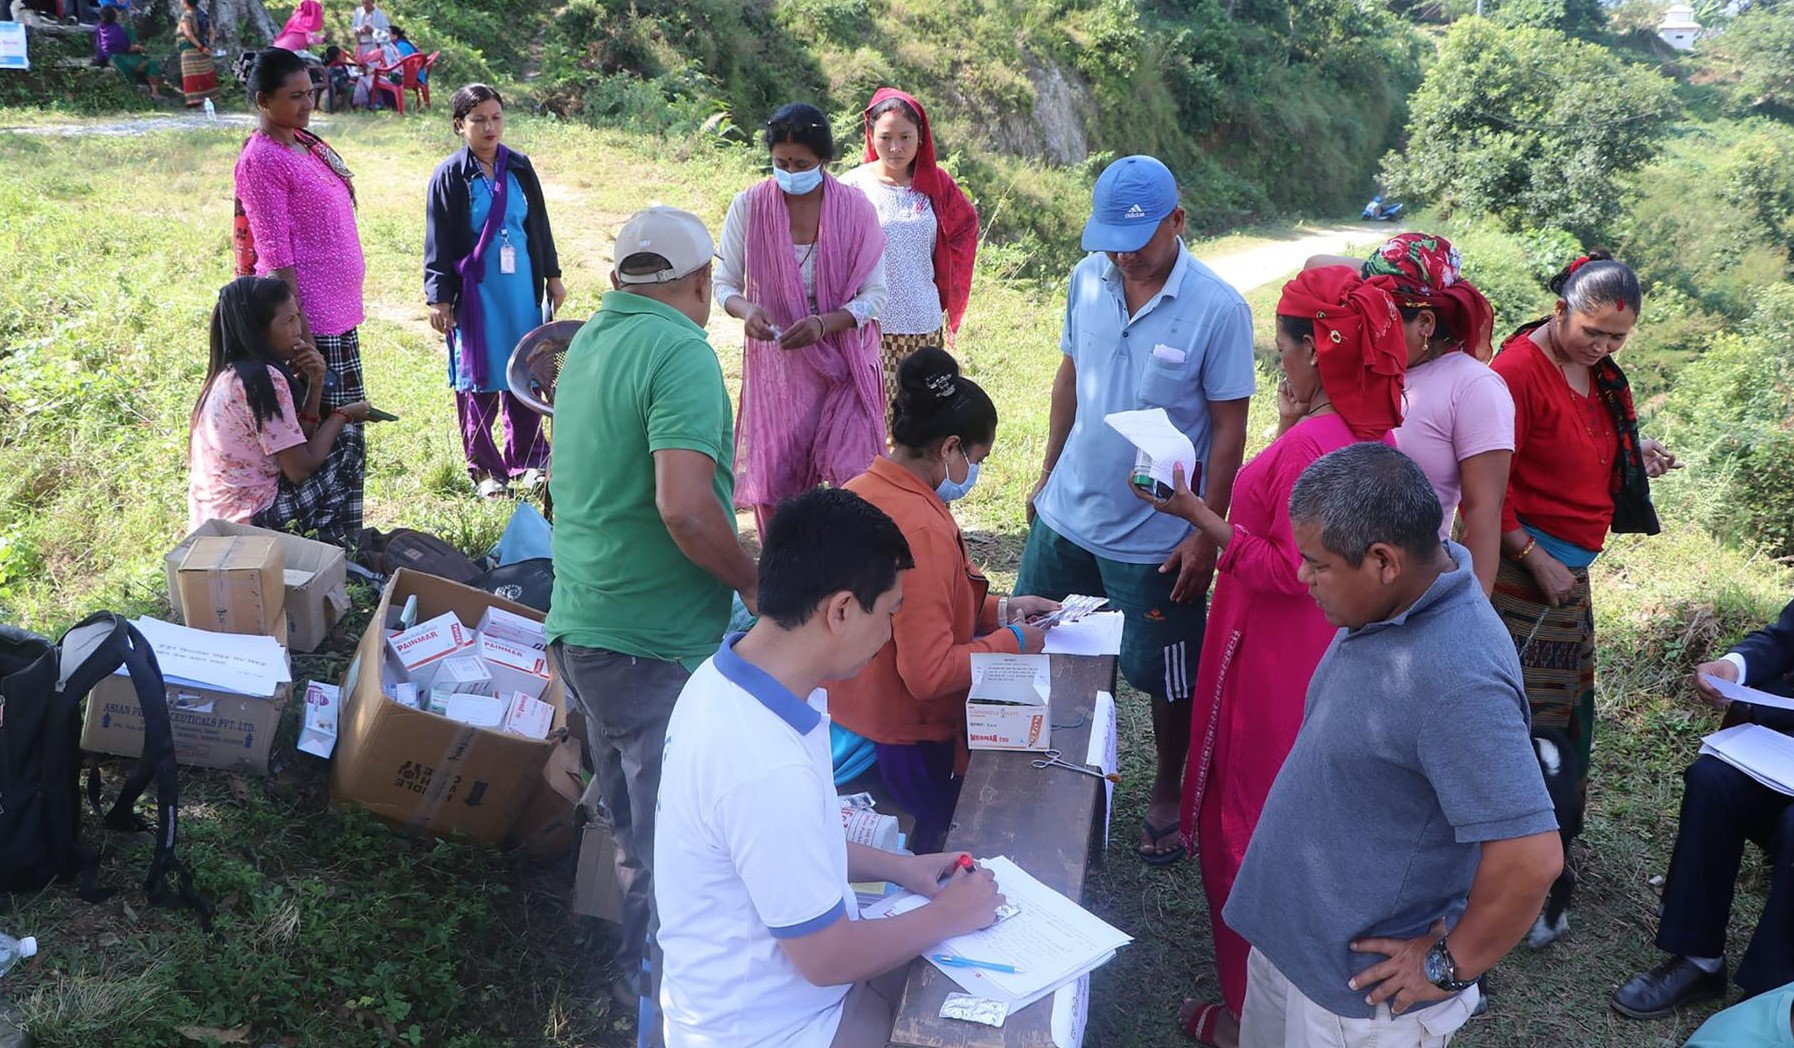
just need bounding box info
[830,346,1060,849]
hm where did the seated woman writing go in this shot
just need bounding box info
[828,347,1060,851]
[187,276,376,543]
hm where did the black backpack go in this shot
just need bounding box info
[472,558,553,613]
[352,527,484,585]
[0,613,209,922]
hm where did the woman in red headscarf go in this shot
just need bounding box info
[1138,267,1408,1047]
[1308,232,1511,593]
[841,88,979,417]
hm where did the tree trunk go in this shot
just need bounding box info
[152,0,277,55]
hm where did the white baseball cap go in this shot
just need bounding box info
[613,207,715,285]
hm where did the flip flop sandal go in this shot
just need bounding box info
[1180,1001,1225,1045]
[1138,819,1188,866]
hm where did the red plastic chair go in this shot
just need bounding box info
[413,51,440,110]
[370,52,427,115]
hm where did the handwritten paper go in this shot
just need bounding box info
[1051,974,1090,1048]
[125,616,290,697]
[1044,612,1124,657]
[1086,691,1118,847]
[969,653,1051,706]
[1103,408,1196,489]
[864,856,1132,1008]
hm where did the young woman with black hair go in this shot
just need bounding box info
[424,83,564,498]
[188,277,376,542]
[233,47,369,532]
[714,101,890,539]
[1489,251,1680,937]
[828,346,1059,851]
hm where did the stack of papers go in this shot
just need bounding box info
[862,856,1132,1008]
[1700,724,1794,796]
[1043,611,1124,657]
[124,616,291,698]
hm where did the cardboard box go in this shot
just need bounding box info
[387,612,475,691]
[167,519,349,653]
[331,570,567,844]
[478,633,551,701]
[478,606,545,650]
[84,676,292,773]
[81,617,294,773]
[508,735,585,858]
[175,535,288,647]
[572,817,622,923]
[965,653,1053,752]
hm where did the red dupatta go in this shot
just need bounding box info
[861,87,978,336]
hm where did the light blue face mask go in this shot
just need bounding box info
[774,166,824,196]
[935,445,980,502]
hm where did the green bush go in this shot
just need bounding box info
[1384,20,1681,241]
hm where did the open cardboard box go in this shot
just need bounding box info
[167,520,349,653]
[330,570,567,844]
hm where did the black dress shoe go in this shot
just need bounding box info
[1612,956,1728,1019]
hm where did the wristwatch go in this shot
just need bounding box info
[1423,938,1478,993]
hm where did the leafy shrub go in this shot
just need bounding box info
[1384,20,1681,241]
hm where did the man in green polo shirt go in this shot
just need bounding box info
[546,206,757,1024]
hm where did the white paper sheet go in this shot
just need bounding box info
[969,653,1051,705]
[1086,691,1118,848]
[1103,408,1196,488]
[1051,974,1090,1048]
[1044,612,1125,657]
[124,616,290,697]
[863,856,1132,1008]
[1704,674,1794,713]
[1700,723,1794,796]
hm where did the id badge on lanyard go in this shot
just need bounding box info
[499,243,517,274]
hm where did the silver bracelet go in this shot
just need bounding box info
[999,596,1010,625]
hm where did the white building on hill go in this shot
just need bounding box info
[1659,2,1701,50]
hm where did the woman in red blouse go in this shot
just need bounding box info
[1490,251,1679,937]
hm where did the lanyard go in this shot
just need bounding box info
[476,165,511,246]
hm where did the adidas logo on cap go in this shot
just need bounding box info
[1124,203,1147,219]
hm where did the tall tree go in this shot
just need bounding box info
[150,0,277,56]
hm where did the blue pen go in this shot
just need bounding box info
[930,953,1022,974]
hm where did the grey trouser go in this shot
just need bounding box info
[551,641,690,1038]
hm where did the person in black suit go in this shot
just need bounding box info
[1613,597,1794,1020]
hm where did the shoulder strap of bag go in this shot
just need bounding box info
[60,614,212,926]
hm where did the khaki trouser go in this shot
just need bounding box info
[1240,947,1479,1048]
[828,969,907,1048]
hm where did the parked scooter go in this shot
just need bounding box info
[1362,195,1404,221]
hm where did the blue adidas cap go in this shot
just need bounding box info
[1081,155,1179,253]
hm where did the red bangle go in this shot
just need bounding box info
[299,411,320,425]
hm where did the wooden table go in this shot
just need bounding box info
[887,653,1117,1048]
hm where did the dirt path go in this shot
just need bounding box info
[0,112,263,136]
[1193,222,1383,293]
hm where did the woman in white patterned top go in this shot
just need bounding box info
[842,88,980,419]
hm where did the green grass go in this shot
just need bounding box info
[2,111,1791,1046]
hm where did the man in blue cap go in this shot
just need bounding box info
[1017,154,1255,865]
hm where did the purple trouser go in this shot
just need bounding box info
[457,389,547,482]
[875,739,962,853]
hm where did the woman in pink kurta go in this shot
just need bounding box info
[1141,267,1408,1047]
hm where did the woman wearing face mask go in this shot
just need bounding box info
[1138,267,1407,1048]
[715,101,890,539]
[1488,252,1678,938]
[829,347,1060,851]
[841,88,979,417]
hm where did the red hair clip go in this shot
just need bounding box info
[1567,254,1592,275]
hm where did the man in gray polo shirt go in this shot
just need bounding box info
[1224,443,1562,1048]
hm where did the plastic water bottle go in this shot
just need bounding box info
[0,933,37,978]
[203,97,217,122]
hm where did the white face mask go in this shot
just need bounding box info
[774,166,824,196]
[934,444,980,502]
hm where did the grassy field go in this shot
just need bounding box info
[1,110,1790,1046]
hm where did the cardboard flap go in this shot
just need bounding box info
[325,581,351,618]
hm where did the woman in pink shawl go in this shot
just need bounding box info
[1139,267,1408,1048]
[715,102,889,537]
[273,0,324,52]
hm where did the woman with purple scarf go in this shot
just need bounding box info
[424,83,565,498]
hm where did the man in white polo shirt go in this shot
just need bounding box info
[655,487,1006,1048]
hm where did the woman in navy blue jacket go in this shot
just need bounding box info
[423,83,564,498]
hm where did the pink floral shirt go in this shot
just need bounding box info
[188,367,308,531]
[234,131,366,336]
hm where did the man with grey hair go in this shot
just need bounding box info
[1222,442,1563,1048]
[547,206,757,1032]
